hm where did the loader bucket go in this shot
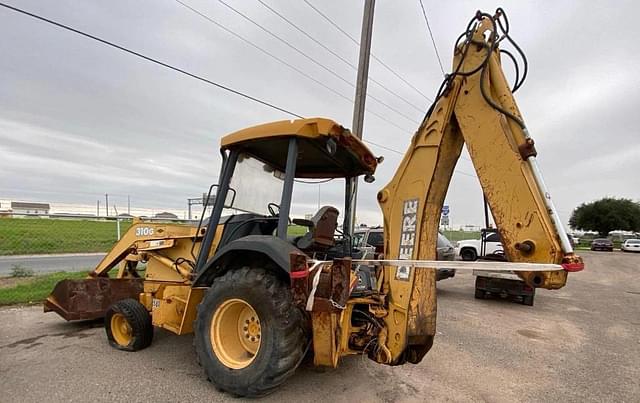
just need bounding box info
[44,277,144,321]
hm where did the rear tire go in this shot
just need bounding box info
[194,266,308,397]
[461,248,477,261]
[105,299,153,351]
[522,295,534,306]
[474,289,484,299]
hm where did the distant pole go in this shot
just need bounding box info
[114,205,121,240]
[105,193,109,217]
[127,195,130,215]
[97,200,100,217]
[344,0,375,245]
[483,194,489,229]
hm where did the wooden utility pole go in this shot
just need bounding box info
[344,0,375,243]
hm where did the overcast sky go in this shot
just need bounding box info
[0,0,638,227]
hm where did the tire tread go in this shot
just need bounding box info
[194,266,307,397]
[105,298,153,351]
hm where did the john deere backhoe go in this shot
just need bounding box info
[46,9,583,397]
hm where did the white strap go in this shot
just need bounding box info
[305,261,327,311]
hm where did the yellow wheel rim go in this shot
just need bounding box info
[111,312,133,346]
[211,298,261,369]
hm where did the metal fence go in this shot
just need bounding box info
[1,211,635,305]
[0,212,193,254]
[0,212,200,304]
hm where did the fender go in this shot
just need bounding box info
[192,235,300,287]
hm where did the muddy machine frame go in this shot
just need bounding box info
[46,10,583,397]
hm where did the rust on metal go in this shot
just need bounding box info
[312,258,351,313]
[289,252,310,308]
[330,257,351,308]
[44,278,144,321]
[518,138,537,159]
[311,311,338,367]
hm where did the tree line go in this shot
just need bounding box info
[570,197,640,236]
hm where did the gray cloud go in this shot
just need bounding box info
[1,0,638,228]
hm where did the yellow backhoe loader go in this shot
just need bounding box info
[46,9,583,397]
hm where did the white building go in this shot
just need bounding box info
[10,201,50,216]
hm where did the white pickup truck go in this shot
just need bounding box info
[455,230,503,261]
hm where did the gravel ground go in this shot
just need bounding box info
[0,251,638,402]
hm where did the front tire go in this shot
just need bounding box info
[105,298,153,351]
[194,266,308,397]
[461,248,477,261]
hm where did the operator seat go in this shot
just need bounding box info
[294,206,339,251]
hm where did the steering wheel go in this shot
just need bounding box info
[267,203,280,217]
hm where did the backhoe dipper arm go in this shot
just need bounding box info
[377,11,583,364]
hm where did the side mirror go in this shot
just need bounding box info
[225,187,237,208]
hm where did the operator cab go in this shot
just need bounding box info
[195,118,379,271]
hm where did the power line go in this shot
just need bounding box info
[302,0,433,102]
[363,139,403,155]
[418,0,445,76]
[173,0,355,106]
[0,1,471,178]
[256,0,357,71]
[216,0,420,125]
[0,2,411,141]
[0,2,304,118]
[172,0,414,133]
[256,0,425,114]
[361,140,477,179]
[454,170,477,178]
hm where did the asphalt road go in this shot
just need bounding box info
[0,251,638,402]
[0,253,105,276]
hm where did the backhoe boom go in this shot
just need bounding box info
[377,11,583,364]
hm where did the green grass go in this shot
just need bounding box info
[0,271,88,305]
[287,224,308,237]
[441,230,481,242]
[0,217,483,256]
[0,218,131,255]
[0,218,309,256]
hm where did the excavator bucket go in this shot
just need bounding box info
[44,277,144,321]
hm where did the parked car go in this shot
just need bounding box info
[353,227,456,280]
[435,234,456,281]
[590,238,613,251]
[567,233,579,246]
[621,239,640,252]
[456,229,502,261]
[353,226,384,255]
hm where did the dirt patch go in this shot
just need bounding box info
[0,277,31,289]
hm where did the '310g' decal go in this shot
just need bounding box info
[135,227,154,237]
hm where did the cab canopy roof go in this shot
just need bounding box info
[220,118,378,179]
